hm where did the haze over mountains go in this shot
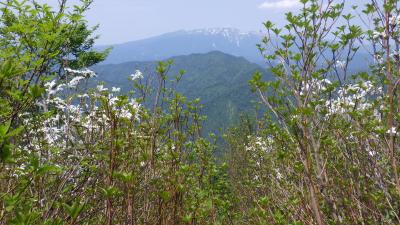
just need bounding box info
[96,28,265,65]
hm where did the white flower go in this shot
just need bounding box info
[369,150,377,157]
[335,60,346,69]
[45,80,57,90]
[97,85,108,92]
[324,81,378,117]
[81,68,97,78]
[77,94,89,98]
[112,87,121,93]
[386,127,398,136]
[68,76,85,88]
[323,79,332,85]
[65,68,96,78]
[275,169,283,180]
[372,31,380,40]
[109,97,119,105]
[56,84,65,92]
[52,97,67,110]
[119,108,132,119]
[130,70,143,81]
[245,136,271,153]
[372,31,386,40]
[128,99,140,110]
[299,78,331,96]
[45,80,62,96]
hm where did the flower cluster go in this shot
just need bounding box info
[387,127,398,136]
[65,67,97,78]
[32,69,142,148]
[300,78,332,97]
[130,70,144,81]
[245,136,272,153]
[325,81,381,117]
[372,31,387,40]
[335,60,346,70]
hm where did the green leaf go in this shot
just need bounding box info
[29,85,45,98]
[63,201,85,219]
[182,214,193,223]
[100,186,120,198]
[38,164,62,175]
[159,191,172,202]
[0,140,11,161]
[5,126,23,138]
[0,121,11,137]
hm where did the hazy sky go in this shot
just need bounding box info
[46,0,364,45]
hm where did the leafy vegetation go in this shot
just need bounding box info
[228,0,400,223]
[1,0,400,224]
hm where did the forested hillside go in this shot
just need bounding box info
[1,0,400,224]
[92,51,268,134]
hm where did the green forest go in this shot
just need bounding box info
[1,0,400,224]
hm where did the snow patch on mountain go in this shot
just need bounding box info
[184,28,262,45]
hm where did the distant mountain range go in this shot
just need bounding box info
[92,51,271,134]
[96,28,265,65]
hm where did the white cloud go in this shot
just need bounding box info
[259,0,301,9]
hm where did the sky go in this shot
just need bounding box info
[45,0,364,45]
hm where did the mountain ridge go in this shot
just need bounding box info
[96,28,264,65]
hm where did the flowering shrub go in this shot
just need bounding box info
[0,1,234,224]
[226,0,400,224]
